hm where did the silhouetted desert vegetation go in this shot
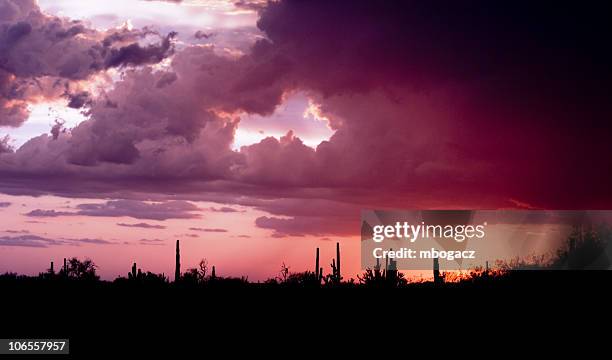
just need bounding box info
[2,225,611,291]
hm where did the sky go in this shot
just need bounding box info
[1,0,612,280]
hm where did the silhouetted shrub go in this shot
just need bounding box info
[60,258,99,281]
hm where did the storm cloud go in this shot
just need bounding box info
[0,0,176,127]
[2,0,612,237]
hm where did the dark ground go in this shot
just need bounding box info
[1,271,610,357]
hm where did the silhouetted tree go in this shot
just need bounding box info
[282,271,320,287]
[551,225,611,269]
[278,262,290,283]
[181,259,211,285]
[357,267,407,287]
[198,259,208,278]
[61,258,99,281]
[181,268,201,286]
[358,268,386,287]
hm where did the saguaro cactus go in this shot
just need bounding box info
[130,262,137,279]
[331,259,337,281]
[328,242,342,284]
[386,249,398,284]
[374,258,381,277]
[433,258,442,284]
[211,266,216,279]
[336,242,341,281]
[174,240,181,282]
[315,248,320,279]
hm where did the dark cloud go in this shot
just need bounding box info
[100,26,159,47]
[248,0,612,208]
[50,119,66,140]
[0,0,177,126]
[255,215,354,237]
[25,200,200,220]
[0,0,176,80]
[139,238,166,246]
[0,234,112,247]
[0,201,10,207]
[75,200,201,220]
[180,233,199,238]
[208,206,241,213]
[0,135,13,153]
[25,209,72,217]
[252,198,359,237]
[188,227,228,233]
[4,229,28,234]
[194,30,213,40]
[234,0,267,12]
[65,91,91,109]
[117,222,167,229]
[0,234,61,247]
[257,1,612,97]
[2,0,612,239]
[0,41,281,170]
[103,32,177,69]
[0,70,29,127]
[63,237,115,245]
